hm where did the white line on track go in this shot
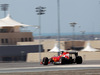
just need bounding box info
[0,64,100,71]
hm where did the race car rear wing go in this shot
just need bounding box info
[68,51,78,56]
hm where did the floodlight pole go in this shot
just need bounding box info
[80,31,85,40]
[70,22,77,49]
[0,4,9,17]
[57,0,61,56]
[36,6,46,63]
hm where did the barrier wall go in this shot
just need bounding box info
[78,52,100,61]
[27,52,58,62]
[27,52,100,62]
[0,45,44,61]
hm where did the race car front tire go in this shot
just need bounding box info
[42,57,48,65]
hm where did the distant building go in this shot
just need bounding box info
[0,14,33,45]
[0,14,44,62]
[19,39,85,51]
[19,39,100,52]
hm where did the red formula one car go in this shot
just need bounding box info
[41,51,82,65]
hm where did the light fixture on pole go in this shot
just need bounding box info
[36,6,46,63]
[69,22,77,49]
[57,0,61,56]
[0,4,9,17]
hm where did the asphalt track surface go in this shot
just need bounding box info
[0,60,100,73]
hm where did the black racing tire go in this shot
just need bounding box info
[75,56,82,64]
[59,57,65,64]
[42,57,48,65]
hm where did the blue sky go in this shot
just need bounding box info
[0,0,100,35]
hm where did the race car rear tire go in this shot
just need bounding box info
[42,57,48,65]
[75,56,82,64]
[59,57,65,64]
